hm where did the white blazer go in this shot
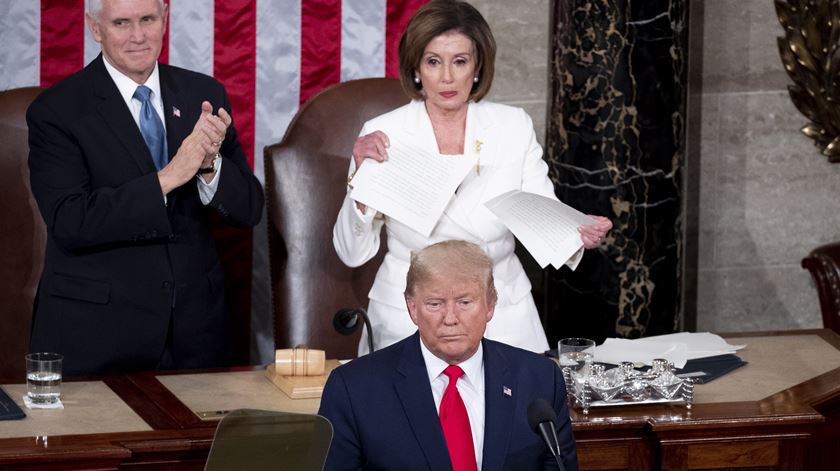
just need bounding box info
[333,100,580,351]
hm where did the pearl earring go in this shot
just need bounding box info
[414,76,420,84]
[473,76,479,83]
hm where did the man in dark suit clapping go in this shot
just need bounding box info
[27,0,263,376]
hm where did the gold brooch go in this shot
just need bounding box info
[474,139,483,176]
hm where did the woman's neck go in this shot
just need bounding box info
[426,101,468,155]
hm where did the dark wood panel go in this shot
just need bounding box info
[686,440,778,469]
[0,429,214,470]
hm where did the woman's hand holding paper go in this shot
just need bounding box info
[579,215,613,249]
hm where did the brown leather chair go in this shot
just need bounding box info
[0,87,46,382]
[802,242,840,334]
[264,78,410,359]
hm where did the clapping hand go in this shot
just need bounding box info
[158,101,230,194]
[195,101,231,167]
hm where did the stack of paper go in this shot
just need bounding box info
[484,190,595,269]
[589,332,745,368]
[349,141,477,237]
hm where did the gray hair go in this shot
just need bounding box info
[86,0,166,22]
[405,240,497,306]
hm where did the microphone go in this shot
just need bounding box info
[527,399,566,471]
[332,308,375,353]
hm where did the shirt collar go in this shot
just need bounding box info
[102,55,162,105]
[419,337,484,387]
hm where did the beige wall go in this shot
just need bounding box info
[694,0,827,332]
[471,0,551,144]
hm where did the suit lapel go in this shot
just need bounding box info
[159,65,190,164]
[481,339,516,471]
[91,55,157,175]
[401,100,440,155]
[393,333,454,471]
[443,102,497,237]
[401,100,504,240]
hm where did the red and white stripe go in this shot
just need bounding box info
[1,0,426,181]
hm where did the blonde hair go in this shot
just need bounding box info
[405,240,497,306]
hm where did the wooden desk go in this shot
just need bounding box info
[571,330,840,470]
[1,329,839,470]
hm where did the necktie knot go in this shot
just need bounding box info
[443,365,464,383]
[133,85,152,103]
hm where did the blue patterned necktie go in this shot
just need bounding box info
[133,85,168,170]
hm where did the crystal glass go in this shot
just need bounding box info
[25,352,63,405]
[588,367,625,402]
[558,338,596,375]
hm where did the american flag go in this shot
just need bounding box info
[1,0,427,182]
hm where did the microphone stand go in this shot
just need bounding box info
[359,308,373,354]
[536,422,566,471]
[333,308,374,353]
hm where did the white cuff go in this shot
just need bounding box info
[196,159,222,205]
[351,198,377,224]
[565,247,584,271]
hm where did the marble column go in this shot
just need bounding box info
[544,0,688,342]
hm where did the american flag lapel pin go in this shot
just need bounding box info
[172,106,181,118]
[503,386,512,397]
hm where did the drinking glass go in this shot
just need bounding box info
[558,338,596,374]
[25,352,63,405]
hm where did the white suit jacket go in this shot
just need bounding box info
[334,99,581,313]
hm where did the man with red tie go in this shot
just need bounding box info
[318,240,578,470]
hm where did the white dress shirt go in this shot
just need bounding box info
[420,340,486,470]
[101,56,220,204]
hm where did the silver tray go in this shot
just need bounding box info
[587,397,686,408]
[562,361,695,414]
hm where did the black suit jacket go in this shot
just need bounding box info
[318,333,579,471]
[26,55,263,376]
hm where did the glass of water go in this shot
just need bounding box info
[25,352,63,405]
[558,338,596,374]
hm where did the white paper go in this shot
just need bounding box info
[484,190,595,269]
[590,332,745,368]
[591,338,689,368]
[349,141,477,236]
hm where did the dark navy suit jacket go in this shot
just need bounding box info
[318,333,578,470]
[26,55,263,376]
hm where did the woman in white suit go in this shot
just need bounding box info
[334,0,612,355]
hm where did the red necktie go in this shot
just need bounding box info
[440,365,477,471]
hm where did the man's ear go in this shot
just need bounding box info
[161,4,169,30]
[405,295,420,327]
[485,302,496,323]
[86,14,102,43]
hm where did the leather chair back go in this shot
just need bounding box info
[802,242,840,334]
[0,87,46,382]
[264,78,409,359]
